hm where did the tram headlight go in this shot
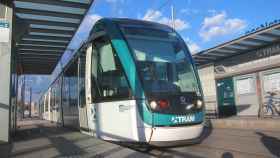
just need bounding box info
[196,99,203,109]
[149,101,158,110]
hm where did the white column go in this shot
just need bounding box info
[0,2,13,143]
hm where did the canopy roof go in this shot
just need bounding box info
[193,23,280,66]
[14,0,93,74]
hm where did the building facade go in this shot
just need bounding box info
[195,23,280,118]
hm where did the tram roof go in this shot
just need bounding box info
[193,23,280,66]
[13,0,93,74]
[110,18,173,31]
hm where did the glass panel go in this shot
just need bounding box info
[254,35,275,42]
[263,72,280,92]
[22,38,69,43]
[236,77,255,95]
[122,27,199,94]
[0,4,5,18]
[62,59,79,128]
[50,88,55,112]
[19,48,61,52]
[29,32,72,38]
[269,29,280,36]
[54,77,62,123]
[14,1,85,15]
[16,13,80,24]
[18,43,65,48]
[226,45,248,50]
[79,55,86,108]
[78,53,88,128]
[238,40,262,46]
[30,24,76,31]
[92,36,130,100]
[62,0,91,4]
[91,44,99,99]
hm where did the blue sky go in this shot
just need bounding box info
[30,0,280,103]
[83,0,280,53]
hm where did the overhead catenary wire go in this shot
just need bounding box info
[145,0,172,20]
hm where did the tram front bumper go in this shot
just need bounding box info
[144,124,204,147]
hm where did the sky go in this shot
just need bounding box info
[83,0,280,54]
[17,75,50,105]
[28,0,280,103]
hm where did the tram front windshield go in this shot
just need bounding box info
[121,26,200,95]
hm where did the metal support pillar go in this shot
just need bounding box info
[256,72,264,118]
[29,87,32,117]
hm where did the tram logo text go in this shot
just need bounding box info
[171,115,195,124]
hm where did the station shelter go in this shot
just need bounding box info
[194,22,280,118]
[0,0,92,143]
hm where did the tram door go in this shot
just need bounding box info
[86,44,96,133]
[78,53,89,131]
[86,35,135,140]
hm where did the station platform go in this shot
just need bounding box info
[0,119,149,158]
[0,118,279,158]
[209,117,280,131]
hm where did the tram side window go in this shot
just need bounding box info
[92,37,131,101]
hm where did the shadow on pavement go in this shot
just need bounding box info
[9,120,138,158]
[255,132,280,158]
[13,125,72,142]
[10,123,90,157]
[221,152,234,158]
[48,136,86,157]
[119,123,213,158]
[8,119,217,158]
[0,142,13,158]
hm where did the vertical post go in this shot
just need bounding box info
[22,75,25,118]
[61,76,64,127]
[29,87,32,118]
[14,69,19,132]
[77,57,81,128]
[256,72,264,118]
[0,1,13,143]
[78,57,80,109]
[171,5,175,30]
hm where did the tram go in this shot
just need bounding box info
[42,18,205,146]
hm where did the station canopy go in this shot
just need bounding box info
[13,0,93,74]
[193,23,280,66]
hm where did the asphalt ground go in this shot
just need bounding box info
[0,119,279,158]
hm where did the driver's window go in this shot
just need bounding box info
[91,36,131,101]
